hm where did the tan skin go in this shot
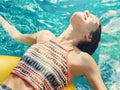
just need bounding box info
[0,11,107,90]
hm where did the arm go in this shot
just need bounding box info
[80,52,107,90]
[0,16,36,45]
[0,16,56,45]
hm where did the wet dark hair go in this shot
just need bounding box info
[77,24,101,55]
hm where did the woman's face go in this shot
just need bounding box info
[70,11,100,34]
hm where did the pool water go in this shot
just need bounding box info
[0,0,120,90]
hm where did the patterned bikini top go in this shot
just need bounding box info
[12,40,74,90]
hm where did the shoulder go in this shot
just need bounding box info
[36,30,56,43]
[80,51,93,61]
[79,52,98,74]
[36,30,55,37]
[69,48,94,67]
[79,51,96,66]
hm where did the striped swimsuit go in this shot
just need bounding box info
[11,40,73,90]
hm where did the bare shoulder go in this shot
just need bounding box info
[36,30,56,43]
[79,52,98,73]
[80,52,99,75]
[36,30,55,37]
[80,52,94,61]
[68,49,94,66]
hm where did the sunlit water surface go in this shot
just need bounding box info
[0,0,120,90]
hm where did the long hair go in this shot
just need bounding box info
[77,24,101,55]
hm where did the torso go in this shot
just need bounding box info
[36,31,84,82]
[12,39,75,90]
[31,39,84,83]
[50,39,84,82]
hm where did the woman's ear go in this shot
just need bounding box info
[84,35,92,42]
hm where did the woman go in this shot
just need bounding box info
[0,11,107,90]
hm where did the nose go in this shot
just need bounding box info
[84,10,90,17]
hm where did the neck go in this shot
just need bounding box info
[56,24,83,48]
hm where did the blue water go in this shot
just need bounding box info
[0,0,120,90]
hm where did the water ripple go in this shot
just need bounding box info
[0,0,120,90]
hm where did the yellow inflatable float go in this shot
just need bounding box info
[0,55,20,83]
[0,55,76,90]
